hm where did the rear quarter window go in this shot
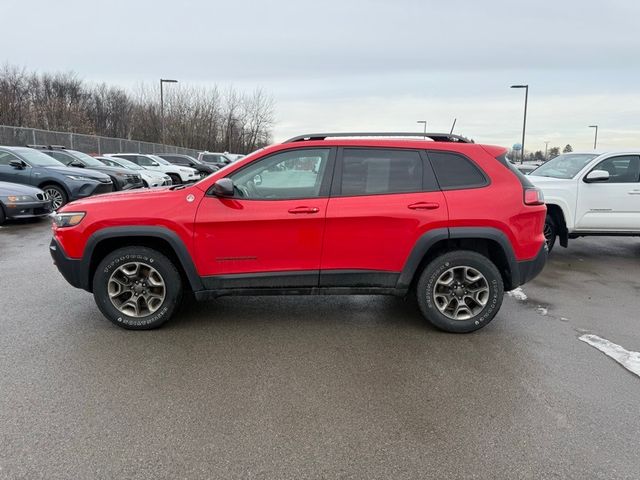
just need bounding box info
[427,151,488,190]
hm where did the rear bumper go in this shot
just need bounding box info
[49,237,88,291]
[516,242,548,286]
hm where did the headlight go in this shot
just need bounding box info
[1,195,36,202]
[53,212,86,227]
[65,175,98,182]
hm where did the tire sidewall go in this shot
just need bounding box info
[418,252,503,333]
[93,248,181,329]
[544,215,557,252]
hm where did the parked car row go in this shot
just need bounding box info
[0,145,216,214]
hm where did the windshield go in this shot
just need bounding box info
[114,158,143,170]
[13,147,65,167]
[69,150,105,167]
[149,155,171,165]
[531,153,599,179]
[201,154,230,164]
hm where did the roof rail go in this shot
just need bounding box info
[26,144,67,150]
[283,132,473,143]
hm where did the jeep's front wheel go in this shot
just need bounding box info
[416,251,504,333]
[93,247,182,329]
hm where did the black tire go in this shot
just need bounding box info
[142,180,149,188]
[416,250,504,333]
[42,184,68,210]
[544,214,557,252]
[0,204,6,225]
[168,173,181,185]
[92,246,182,330]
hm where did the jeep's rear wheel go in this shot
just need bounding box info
[93,247,182,329]
[544,214,557,252]
[416,251,504,333]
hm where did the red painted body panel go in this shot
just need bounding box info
[321,191,449,271]
[193,196,328,275]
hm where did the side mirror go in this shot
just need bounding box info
[70,160,85,168]
[9,159,24,169]
[211,178,234,197]
[585,169,610,183]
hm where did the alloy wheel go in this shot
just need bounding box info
[45,188,64,210]
[433,266,490,320]
[107,262,166,317]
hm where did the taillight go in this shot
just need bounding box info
[524,187,544,205]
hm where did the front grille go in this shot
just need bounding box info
[94,183,114,195]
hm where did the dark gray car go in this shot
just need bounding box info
[0,146,113,210]
[34,147,144,191]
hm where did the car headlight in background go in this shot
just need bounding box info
[1,195,36,203]
[65,175,99,182]
[53,212,86,227]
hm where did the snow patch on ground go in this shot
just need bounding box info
[507,287,527,301]
[536,306,548,316]
[579,334,640,378]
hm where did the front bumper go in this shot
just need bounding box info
[517,242,548,286]
[49,237,88,291]
[3,200,53,219]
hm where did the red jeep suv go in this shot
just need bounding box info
[50,133,547,333]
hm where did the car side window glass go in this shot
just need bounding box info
[49,151,71,165]
[0,151,21,166]
[339,149,423,196]
[428,151,488,190]
[229,149,330,199]
[592,156,640,183]
[137,156,156,166]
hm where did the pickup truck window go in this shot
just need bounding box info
[532,153,598,179]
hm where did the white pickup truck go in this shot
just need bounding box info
[528,152,640,250]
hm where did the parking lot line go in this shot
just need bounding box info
[579,334,640,377]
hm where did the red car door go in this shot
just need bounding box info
[194,147,335,288]
[320,147,448,287]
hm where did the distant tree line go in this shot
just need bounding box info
[0,64,275,154]
[508,144,574,163]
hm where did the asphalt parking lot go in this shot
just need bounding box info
[1,219,639,480]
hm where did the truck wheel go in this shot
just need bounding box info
[544,214,557,252]
[416,251,504,333]
[93,246,182,330]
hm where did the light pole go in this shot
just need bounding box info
[511,84,529,164]
[416,120,427,139]
[544,141,549,161]
[160,78,178,145]
[589,125,598,149]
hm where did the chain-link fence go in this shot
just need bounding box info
[0,125,200,157]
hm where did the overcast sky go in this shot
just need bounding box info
[4,0,640,152]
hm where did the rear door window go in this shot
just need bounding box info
[337,148,428,196]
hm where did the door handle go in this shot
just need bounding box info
[408,202,440,210]
[288,206,320,214]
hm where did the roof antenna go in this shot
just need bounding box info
[450,118,457,135]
